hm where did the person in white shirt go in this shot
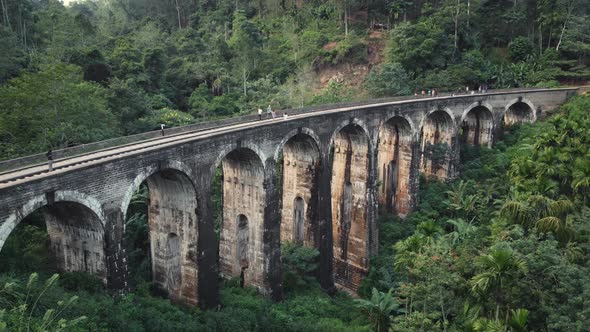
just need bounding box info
[283,112,288,120]
[258,108,263,120]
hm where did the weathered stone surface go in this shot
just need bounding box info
[44,201,107,282]
[280,134,320,247]
[377,116,414,215]
[219,148,266,291]
[146,169,198,305]
[503,100,536,125]
[331,124,370,289]
[0,88,578,306]
[460,104,494,147]
[419,110,456,180]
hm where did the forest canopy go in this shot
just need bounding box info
[0,0,589,159]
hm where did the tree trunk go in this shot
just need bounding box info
[175,0,182,29]
[453,0,460,56]
[556,0,574,51]
[0,0,11,30]
[243,68,247,96]
[344,2,348,37]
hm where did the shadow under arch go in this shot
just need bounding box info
[377,115,415,215]
[214,147,266,291]
[278,131,321,248]
[330,122,371,290]
[503,98,537,126]
[0,191,107,282]
[460,103,494,147]
[122,162,199,305]
[419,108,457,179]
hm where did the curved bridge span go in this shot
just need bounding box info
[0,87,578,308]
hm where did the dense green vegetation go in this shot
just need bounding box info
[1,0,589,159]
[358,94,590,331]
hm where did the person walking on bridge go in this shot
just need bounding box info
[258,108,263,120]
[46,148,53,172]
[267,105,272,119]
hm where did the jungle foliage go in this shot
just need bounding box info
[0,0,589,159]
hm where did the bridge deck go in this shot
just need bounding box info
[0,88,578,189]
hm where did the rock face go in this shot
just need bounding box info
[0,88,578,308]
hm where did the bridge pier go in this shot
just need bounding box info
[317,154,335,292]
[263,158,283,301]
[195,174,220,309]
[104,208,129,293]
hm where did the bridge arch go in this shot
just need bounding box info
[122,162,199,305]
[503,97,537,126]
[211,142,267,177]
[215,147,266,290]
[276,130,321,247]
[380,112,417,141]
[121,160,195,220]
[419,108,457,179]
[274,127,321,161]
[460,102,495,147]
[329,118,374,156]
[330,122,371,290]
[0,191,107,281]
[377,115,415,215]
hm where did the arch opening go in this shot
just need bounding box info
[504,101,534,126]
[330,124,370,290]
[0,201,106,282]
[461,106,494,147]
[293,197,305,245]
[377,116,414,215]
[236,214,249,268]
[124,168,198,305]
[279,133,320,247]
[420,110,455,179]
[217,148,265,289]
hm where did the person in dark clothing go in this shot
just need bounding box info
[46,148,53,171]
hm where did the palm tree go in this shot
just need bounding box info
[470,248,528,322]
[500,193,574,241]
[444,180,479,219]
[354,288,400,332]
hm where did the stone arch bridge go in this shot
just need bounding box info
[0,88,578,308]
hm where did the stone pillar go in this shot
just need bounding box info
[195,173,220,309]
[408,140,421,211]
[448,132,460,180]
[104,207,130,293]
[317,153,335,292]
[367,146,378,257]
[263,158,283,301]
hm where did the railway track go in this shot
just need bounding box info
[0,114,283,188]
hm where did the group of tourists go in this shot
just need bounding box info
[415,89,439,97]
[257,104,288,121]
[413,84,492,98]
